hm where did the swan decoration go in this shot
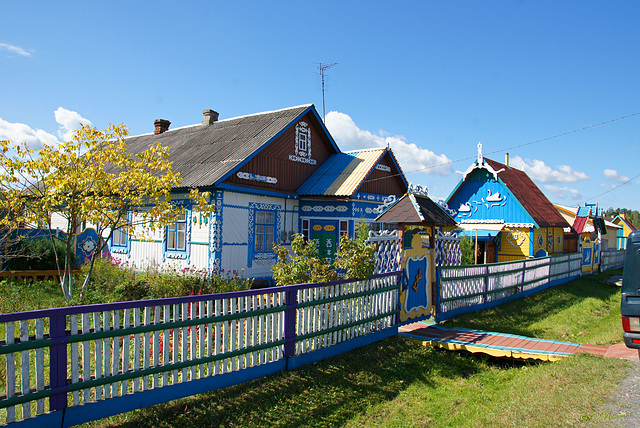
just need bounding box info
[484,189,507,209]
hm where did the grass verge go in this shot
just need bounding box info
[443,269,624,345]
[83,337,628,428]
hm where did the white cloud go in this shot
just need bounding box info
[0,43,32,57]
[544,184,582,201]
[510,155,589,183]
[54,107,92,141]
[325,111,453,176]
[0,118,58,150]
[603,168,629,183]
[0,108,91,150]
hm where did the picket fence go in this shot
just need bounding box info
[0,271,401,427]
[436,253,584,322]
[601,249,626,272]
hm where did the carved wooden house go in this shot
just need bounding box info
[106,104,408,284]
[445,145,570,263]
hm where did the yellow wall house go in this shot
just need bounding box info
[612,213,638,250]
[445,144,570,263]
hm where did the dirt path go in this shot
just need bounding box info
[605,359,640,427]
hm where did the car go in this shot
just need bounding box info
[621,230,640,355]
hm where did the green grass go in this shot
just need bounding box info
[82,338,628,428]
[444,269,624,345]
[2,269,632,427]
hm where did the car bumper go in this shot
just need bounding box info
[623,331,640,349]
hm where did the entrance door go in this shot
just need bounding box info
[311,220,339,261]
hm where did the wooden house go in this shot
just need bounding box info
[297,148,408,259]
[100,104,408,284]
[611,213,638,250]
[445,144,570,263]
[554,203,620,251]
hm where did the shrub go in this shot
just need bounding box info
[272,234,338,286]
[7,237,74,271]
[272,223,376,286]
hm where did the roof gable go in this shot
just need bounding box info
[447,157,569,228]
[483,158,569,228]
[298,148,407,197]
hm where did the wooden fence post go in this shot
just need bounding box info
[49,314,68,413]
[283,288,298,369]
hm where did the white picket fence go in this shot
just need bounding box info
[436,253,583,321]
[600,249,625,272]
[0,271,400,427]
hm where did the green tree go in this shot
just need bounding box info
[0,124,212,300]
[460,236,475,265]
[272,234,337,286]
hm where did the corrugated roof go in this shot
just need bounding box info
[119,105,313,188]
[298,148,387,196]
[375,194,457,226]
[484,158,570,229]
[573,216,588,233]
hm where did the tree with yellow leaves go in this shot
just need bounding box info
[0,124,212,300]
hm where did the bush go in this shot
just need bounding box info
[460,237,475,265]
[272,223,376,286]
[7,237,74,271]
[80,255,252,302]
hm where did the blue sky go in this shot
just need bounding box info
[2,1,639,211]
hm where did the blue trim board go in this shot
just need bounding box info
[287,326,398,370]
[217,183,299,199]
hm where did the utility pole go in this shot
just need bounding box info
[316,62,338,123]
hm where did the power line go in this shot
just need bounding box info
[363,110,640,184]
[583,171,640,204]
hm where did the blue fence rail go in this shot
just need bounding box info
[0,271,401,427]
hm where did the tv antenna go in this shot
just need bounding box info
[316,62,338,122]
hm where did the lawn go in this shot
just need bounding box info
[443,269,624,346]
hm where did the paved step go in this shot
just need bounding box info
[399,322,631,361]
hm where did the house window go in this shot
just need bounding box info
[254,211,276,252]
[302,219,310,240]
[340,221,348,237]
[112,227,128,247]
[167,211,187,251]
[298,132,308,152]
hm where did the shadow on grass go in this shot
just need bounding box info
[443,269,622,338]
[89,337,534,428]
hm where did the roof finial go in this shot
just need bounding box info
[477,142,483,165]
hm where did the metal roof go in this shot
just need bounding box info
[120,105,314,188]
[298,148,387,196]
[483,158,570,229]
[375,194,457,226]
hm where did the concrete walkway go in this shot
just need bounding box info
[399,321,638,362]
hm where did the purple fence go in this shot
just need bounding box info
[0,271,400,427]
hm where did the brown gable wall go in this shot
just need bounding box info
[224,112,338,193]
[358,152,407,196]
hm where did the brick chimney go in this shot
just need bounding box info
[202,109,219,126]
[154,119,171,135]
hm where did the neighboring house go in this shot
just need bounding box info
[101,104,408,284]
[611,213,638,250]
[297,148,408,259]
[554,203,619,252]
[445,144,570,263]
